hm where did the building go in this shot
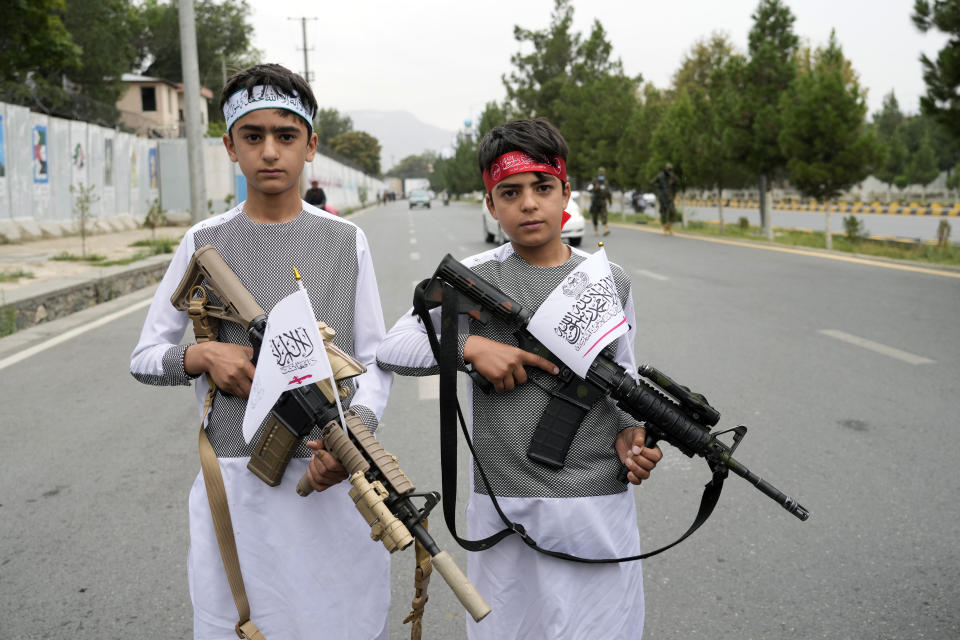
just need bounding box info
[115,73,212,138]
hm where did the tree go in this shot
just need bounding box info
[503,0,640,185]
[477,101,508,140]
[63,0,140,106]
[388,154,434,179]
[724,0,799,239]
[906,130,941,198]
[672,32,737,95]
[779,31,878,202]
[134,0,260,122]
[615,84,667,192]
[328,131,381,176]
[0,0,82,115]
[433,135,482,195]
[314,108,353,147]
[912,0,960,143]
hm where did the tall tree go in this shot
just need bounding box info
[503,0,640,185]
[477,101,508,140]
[388,154,434,179]
[329,131,381,176]
[0,0,82,114]
[63,0,140,106]
[672,32,737,95]
[906,129,941,198]
[314,108,353,148]
[725,0,799,239]
[615,84,667,193]
[779,31,878,202]
[912,0,960,143]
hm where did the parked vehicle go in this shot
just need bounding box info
[409,189,431,209]
[482,192,584,246]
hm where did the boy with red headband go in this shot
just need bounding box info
[131,63,393,639]
[376,118,661,639]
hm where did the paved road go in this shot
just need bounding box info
[1,199,958,638]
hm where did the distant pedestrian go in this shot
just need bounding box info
[304,179,327,207]
[653,163,679,235]
[589,167,612,236]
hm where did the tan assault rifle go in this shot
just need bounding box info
[171,244,490,624]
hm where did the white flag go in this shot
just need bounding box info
[242,287,333,443]
[526,248,628,379]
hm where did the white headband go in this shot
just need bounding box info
[223,85,315,131]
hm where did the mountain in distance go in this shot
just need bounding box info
[348,109,456,174]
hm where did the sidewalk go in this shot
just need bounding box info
[0,225,186,335]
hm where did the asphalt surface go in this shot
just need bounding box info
[2,200,959,639]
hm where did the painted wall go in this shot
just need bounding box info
[0,100,386,226]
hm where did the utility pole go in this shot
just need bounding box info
[179,0,207,223]
[287,17,318,84]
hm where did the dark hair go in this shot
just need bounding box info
[219,63,317,137]
[476,118,569,178]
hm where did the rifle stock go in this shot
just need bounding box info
[425,254,810,522]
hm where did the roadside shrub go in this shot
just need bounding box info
[843,215,868,243]
[738,216,749,230]
[937,219,951,248]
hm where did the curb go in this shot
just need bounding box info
[2,254,171,335]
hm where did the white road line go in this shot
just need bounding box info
[0,297,153,371]
[418,375,439,400]
[410,251,420,261]
[819,329,935,365]
[635,269,669,281]
[409,237,417,245]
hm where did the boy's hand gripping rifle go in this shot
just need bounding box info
[172,245,491,622]
[421,254,810,526]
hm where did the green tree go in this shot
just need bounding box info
[724,0,799,239]
[0,0,82,114]
[906,130,941,198]
[778,31,878,202]
[134,0,260,122]
[477,101,508,140]
[503,0,640,185]
[314,107,353,147]
[435,135,483,195]
[329,131,381,176]
[63,0,140,106]
[615,84,667,192]
[912,0,960,143]
[872,92,907,199]
[672,32,737,95]
[388,154,435,179]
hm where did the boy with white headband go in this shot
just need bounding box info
[376,118,662,639]
[131,63,393,639]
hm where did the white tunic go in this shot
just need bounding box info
[131,203,393,639]
[376,243,645,640]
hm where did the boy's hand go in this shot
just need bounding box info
[185,341,255,397]
[616,426,662,485]
[463,335,560,393]
[304,439,348,492]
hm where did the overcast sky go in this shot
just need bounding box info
[247,0,948,131]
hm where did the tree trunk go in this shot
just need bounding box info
[717,184,725,234]
[759,173,773,240]
[825,208,832,250]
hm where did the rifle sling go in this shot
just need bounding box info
[415,282,725,562]
[191,300,266,639]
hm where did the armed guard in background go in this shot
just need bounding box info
[589,167,613,236]
[653,163,679,235]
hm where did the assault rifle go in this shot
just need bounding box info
[171,245,491,622]
[420,254,810,524]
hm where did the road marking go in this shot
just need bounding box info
[410,251,420,261]
[409,237,417,245]
[819,329,935,365]
[0,297,153,371]
[613,223,960,279]
[418,375,439,400]
[635,269,669,281]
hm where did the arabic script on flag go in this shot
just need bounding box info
[526,248,628,378]
[242,287,333,443]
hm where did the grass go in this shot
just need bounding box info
[615,212,960,267]
[48,236,179,267]
[0,269,35,283]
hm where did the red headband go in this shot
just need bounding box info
[482,151,567,192]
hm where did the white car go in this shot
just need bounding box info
[481,192,585,246]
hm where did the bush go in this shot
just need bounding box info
[738,216,750,230]
[937,219,952,248]
[843,215,868,243]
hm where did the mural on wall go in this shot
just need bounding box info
[148,147,158,190]
[104,138,114,187]
[0,114,5,177]
[33,125,48,183]
[130,148,138,189]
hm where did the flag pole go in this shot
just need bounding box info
[293,266,350,432]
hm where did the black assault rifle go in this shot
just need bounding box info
[419,254,810,526]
